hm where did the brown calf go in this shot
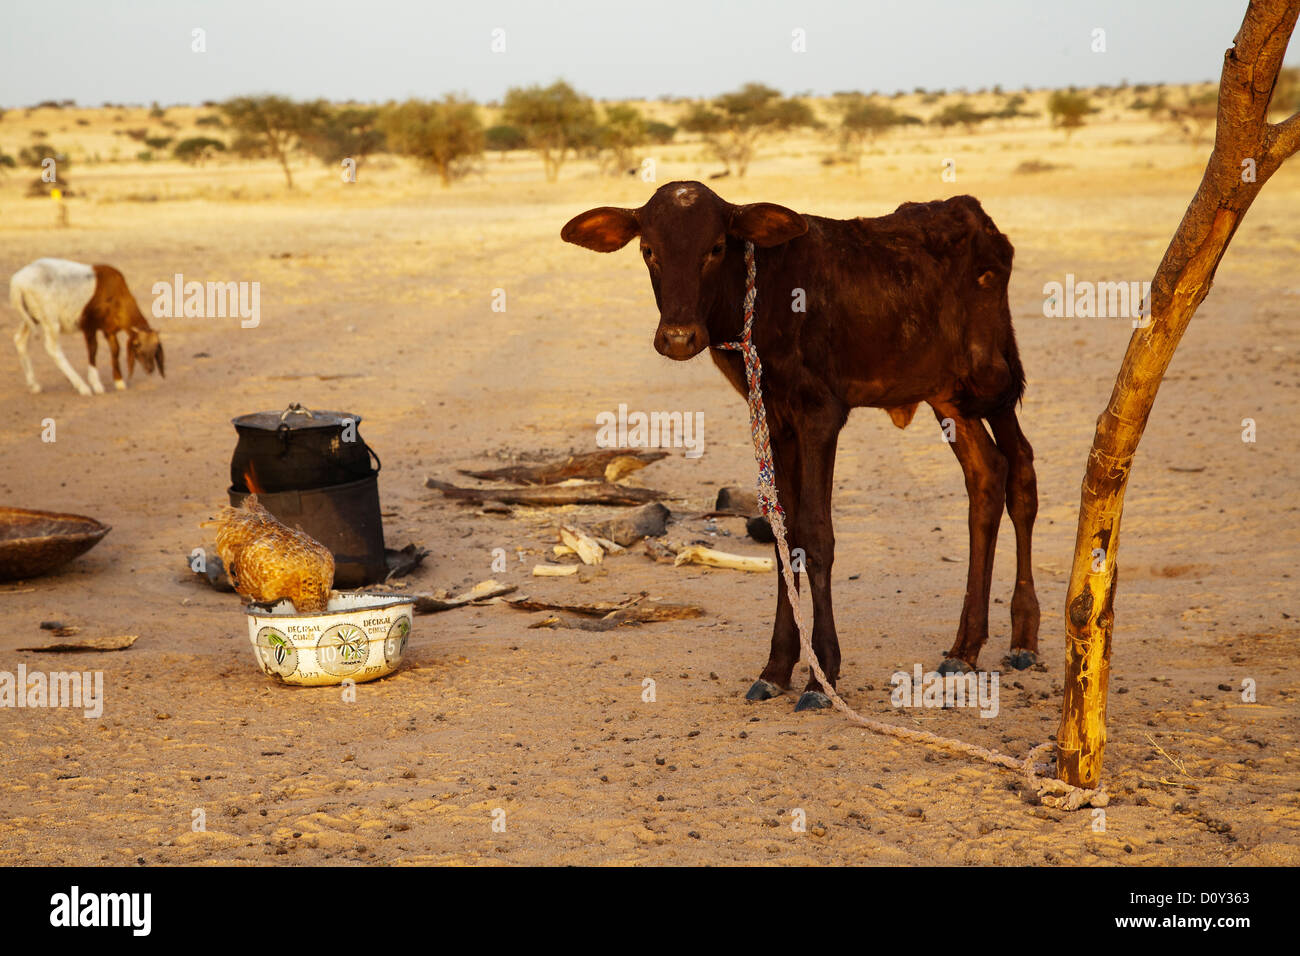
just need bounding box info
[563,181,1040,711]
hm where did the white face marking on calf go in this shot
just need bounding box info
[674,185,698,207]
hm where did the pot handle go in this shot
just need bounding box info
[365,440,382,474]
[279,402,314,422]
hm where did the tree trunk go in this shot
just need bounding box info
[277,150,294,189]
[1057,0,1300,789]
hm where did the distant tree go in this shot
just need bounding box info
[1047,90,1092,139]
[680,83,817,176]
[645,120,677,144]
[502,81,598,182]
[195,114,225,128]
[18,142,65,169]
[993,94,1037,120]
[834,95,905,171]
[929,101,991,131]
[1166,90,1218,143]
[598,103,648,174]
[144,135,173,151]
[1129,88,1168,112]
[173,136,227,165]
[380,96,484,186]
[305,106,386,173]
[220,95,327,188]
[485,124,528,152]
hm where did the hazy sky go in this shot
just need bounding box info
[1,1,1293,107]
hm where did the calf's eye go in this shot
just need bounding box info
[711,241,725,256]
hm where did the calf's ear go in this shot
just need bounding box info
[561,206,640,252]
[729,202,807,247]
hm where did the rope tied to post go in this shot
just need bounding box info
[715,240,1106,811]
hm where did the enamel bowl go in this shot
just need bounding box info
[245,592,413,686]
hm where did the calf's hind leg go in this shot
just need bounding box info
[989,408,1041,668]
[931,403,1007,673]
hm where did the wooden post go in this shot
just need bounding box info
[1057,0,1300,789]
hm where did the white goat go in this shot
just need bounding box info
[10,258,164,396]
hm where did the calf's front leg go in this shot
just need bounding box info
[745,406,847,713]
[746,425,802,701]
[790,408,845,711]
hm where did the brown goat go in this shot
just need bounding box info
[563,181,1040,711]
[10,258,164,396]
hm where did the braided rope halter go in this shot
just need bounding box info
[711,241,1105,810]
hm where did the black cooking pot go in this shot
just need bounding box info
[230,403,380,493]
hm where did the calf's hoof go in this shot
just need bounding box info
[745,679,783,701]
[795,690,832,712]
[1004,649,1039,670]
[937,657,974,675]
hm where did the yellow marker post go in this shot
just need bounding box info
[51,187,68,227]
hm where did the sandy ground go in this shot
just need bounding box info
[1,105,1298,865]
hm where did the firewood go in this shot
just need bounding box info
[643,538,677,563]
[559,524,604,565]
[604,455,653,482]
[458,449,667,485]
[506,594,644,616]
[532,564,579,577]
[18,634,138,652]
[674,545,774,573]
[426,478,667,507]
[412,579,517,613]
[507,593,703,630]
[592,502,671,545]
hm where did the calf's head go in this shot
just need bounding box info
[561,181,807,360]
[128,328,165,378]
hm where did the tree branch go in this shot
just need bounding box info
[1266,109,1300,162]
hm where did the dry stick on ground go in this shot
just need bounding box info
[1058,0,1300,789]
[426,478,668,507]
[458,449,667,484]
